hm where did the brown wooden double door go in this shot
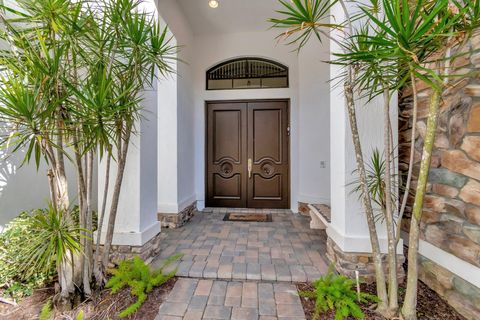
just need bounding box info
[206,100,289,209]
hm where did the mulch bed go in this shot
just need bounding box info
[297,280,466,320]
[0,278,177,320]
[0,287,56,320]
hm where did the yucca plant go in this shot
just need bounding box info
[349,148,398,219]
[270,0,480,319]
[0,0,176,307]
[19,204,83,280]
[344,2,480,318]
[269,0,391,313]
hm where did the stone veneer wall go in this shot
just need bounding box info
[97,202,197,266]
[96,231,165,266]
[298,202,310,217]
[326,238,405,283]
[399,31,480,319]
[418,255,480,319]
[157,202,197,228]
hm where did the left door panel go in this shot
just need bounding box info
[206,102,248,207]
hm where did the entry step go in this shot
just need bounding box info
[308,204,331,229]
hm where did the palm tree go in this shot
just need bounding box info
[0,0,176,307]
[269,0,391,314]
[270,0,480,318]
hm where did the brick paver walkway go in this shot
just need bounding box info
[152,209,329,282]
[153,209,328,319]
[155,279,306,320]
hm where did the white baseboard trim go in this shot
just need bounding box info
[197,200,205,211]
[419,240,480,288]
[297,194,331,205]
[327,224,403,253]
[178,194,197,212]
[402,230,480,288]
[158,194,197,214]
[94,221,161,246]
[157,202,180,213]
[401,232,479,288]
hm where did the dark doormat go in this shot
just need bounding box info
[223,212,272,222]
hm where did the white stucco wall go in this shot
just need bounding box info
[97,84,160,246]
[327,1,399,253]
[298,39,331,205]
[156,0,196,213]
[191,30,331,211]
[0,142,79,230]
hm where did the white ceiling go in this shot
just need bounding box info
[177,0,284,35]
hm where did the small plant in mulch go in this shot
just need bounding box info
[299,268,378,320]
[106,254,182,318]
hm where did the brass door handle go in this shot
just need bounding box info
[248,158,252,179]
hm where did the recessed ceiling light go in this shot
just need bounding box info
[209,0,219,8]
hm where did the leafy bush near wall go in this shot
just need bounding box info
[0,211,55,299]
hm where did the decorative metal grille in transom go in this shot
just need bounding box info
[206,57,289,90]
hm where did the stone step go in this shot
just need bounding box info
[307,204,331,230]
[153,260,325,283]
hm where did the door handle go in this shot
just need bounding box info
[248,158,252,179]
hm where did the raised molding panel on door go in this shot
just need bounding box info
[206,100,289,209]
[206,102,248,207]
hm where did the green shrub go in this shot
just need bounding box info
[106,254,182,318]
[0,211,53,299]
[0,205,83,300]
[300,268,378,320]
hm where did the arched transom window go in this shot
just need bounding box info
[206,57,289,90]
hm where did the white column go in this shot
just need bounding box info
[326,2,400,253]
[157,69,179,213]
[97,84,160,246]
[297,38,331,206]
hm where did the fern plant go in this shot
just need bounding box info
[39,300,53,320]
[300,268,378,320]
[106,254,182,318]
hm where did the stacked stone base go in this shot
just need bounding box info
[298,202,310,217]
[96,231,165,266]
[418,255,480,320]
[326,238,405,283]
[158,202,197,228]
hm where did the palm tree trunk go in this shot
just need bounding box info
[344,81,389,313]
[101,124,132,270]
[382,87,398,314]
[401,89,441,320]
[83,151,94,295]
[72,135,87,292]
[47,169,58,210]
[397,72,418,245]
[336,3,389,312]
[54,129,75,309]
[94,152,111,285]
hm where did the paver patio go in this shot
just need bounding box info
[152,209,329,319]
[152,208,329,282]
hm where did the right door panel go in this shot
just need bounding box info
[247,101,289,208]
